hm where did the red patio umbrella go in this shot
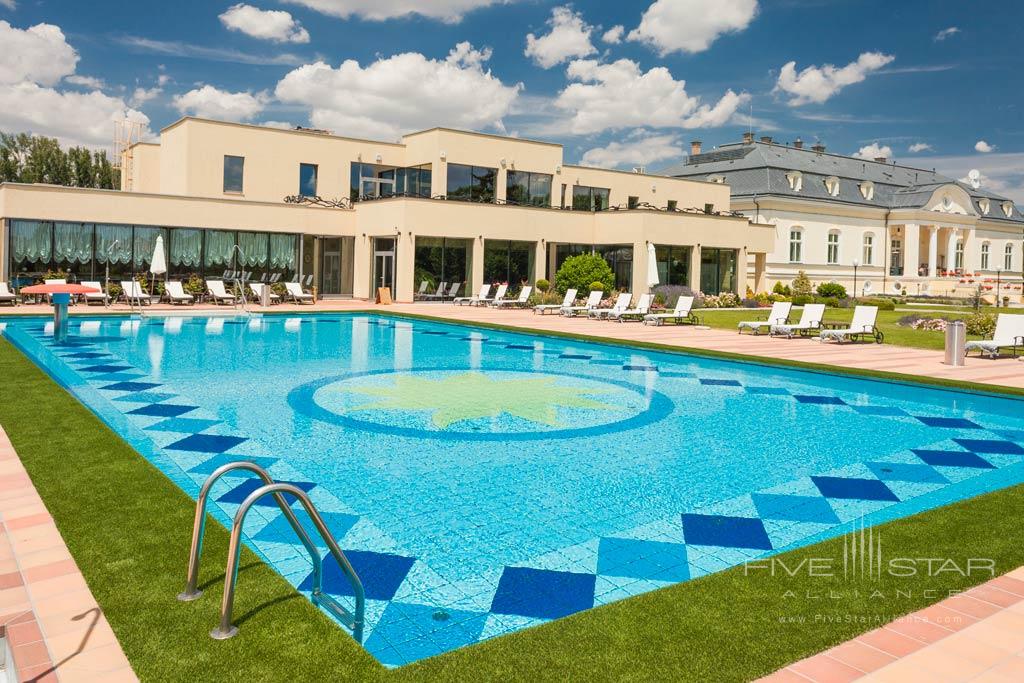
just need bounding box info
[20,283,100,295]
[20,283,101,344]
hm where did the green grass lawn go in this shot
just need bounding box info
[3,336,1024,682]
[696,307,981,350]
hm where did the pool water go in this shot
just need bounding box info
[4,313,1024,665]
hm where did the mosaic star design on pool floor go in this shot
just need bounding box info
[335,371,619,428]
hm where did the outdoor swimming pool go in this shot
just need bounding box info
[3,312,1024,666]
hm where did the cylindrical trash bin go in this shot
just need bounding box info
[944,321,966,366]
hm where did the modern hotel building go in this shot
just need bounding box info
[0,118,773,302]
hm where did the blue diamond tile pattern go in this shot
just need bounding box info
[700,378,741,386]
[127,403,197,418]
[623,365,658,372]
[914,416,981,429]
[912,449,995,469]
[681,514,773,550]
[746,386,790,395]
[953,439,1024,455]
[795,395,847,405]
[302,550,416,601]
[217,478,316,506]
[255,509,358,547]
[852,405,907,416]
[364,602,489,666]
[811,476,899,502]
[866,461,949,484]
[559,354,591,360]
[490,567,596,619]
[79,363,134,374]
[146,417,221,433]
[752,493,839,524]
[101,380,161,392]
[166,433,247,453]
[187,453,278,474]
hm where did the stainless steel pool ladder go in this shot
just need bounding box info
[178,461,365,642]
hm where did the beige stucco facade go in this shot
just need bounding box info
[3,117,771,302]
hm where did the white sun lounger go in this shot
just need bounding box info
[415,280,429,299]
[965,313,1024,358]
[80,281,109,305]
[589,292,632,319]
[249,282,280,304]
[644,296,697,326]
[207,279,238,305]
[493,286,532,308]
[284,281,314,304]
[819,305,882,343]
[535,288,577,315]
[454,284,491,306]
[770,303,826,338]
[562,290,602,317]
[0,282,16,305]
[738,301,793,335]
[478,283,507,306]
[610,293,652,322]
[44,278,69,304]
[164,281,194,305]
[422,282,448,300]
[121,280,157,306]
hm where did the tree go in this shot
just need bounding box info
[0,131,119,189]
[554,253,616,294]
[791,270,813,297]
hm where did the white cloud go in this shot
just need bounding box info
[219,4,310,44]
[601,25,624,44]
[627,0,757,55]
[580,131,683,169]
[908,142,932,153]
[0,2,16,12]
[550,58,748,135]
[260,120,294,129]
[119,36,303,66]
[851,142,893,160]
[130,86,162,106]
[524,6,596,69]
[65,74,105,89]
[275,42,522,140]
[173,85,267,122]
[0,21,79,86]
[281,0,505,23]
[0,82,149,147]
[774,51,894,106]
[934,26,960,41]
[157,73,171,87]
[906,151,1024,204]
[975,140,995,153]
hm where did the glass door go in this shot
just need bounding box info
[373,237,396,293]
[320,237,342,295]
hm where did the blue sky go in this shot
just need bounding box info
[1,0,1022,200]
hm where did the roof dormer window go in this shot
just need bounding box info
[824,176,840,197]
[859,180,874,200]
[786,170,802,191]
[979,198,990,215]
[1002,201,1014,218]
[707,174,726,184]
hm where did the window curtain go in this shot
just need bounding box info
[237,231,268,267]
[53,223,93,264]
[95,224,132,264]
[170,229,202,267]
[269,234,296,269]
[133,226,167,267]
[204,230,236,267]
[11,220,52,262]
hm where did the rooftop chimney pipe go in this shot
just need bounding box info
[742,131,754,144]
[812,143,826,154]
[874,156,887,164]
[760,136,773,144]
[793,138,803,149]
[690,140,702,156]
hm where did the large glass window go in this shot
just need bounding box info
[827,232,840,265]
[484,240,534,286]
[204,229,237,275]
[788,229,802,262]
[506,170,552,207]
[446,163,496,202]
[223,155,244,193]
[571,185,610,211]
[169,228,202,280]
[53,222,93,271]
[95,223,132,280]
[10,220,53,274]
[133,226,168,272]
[595,245,632,290]
[299,163,318,196]
[955,239,964,270]
[655,245,691,286]
[414,237,471,296]
[1005,243,1014,271]
[863,234,874,265]
[700,248,737,295]
[890,238,903,276]
[981,242,990,270]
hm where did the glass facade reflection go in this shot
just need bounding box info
[506,171,552,207]
[571,185,610,211]
[654,245,691,286]
[699,248,737,295]
[447,164,496,203]
[414,237,472,293]
[484,240,533,286]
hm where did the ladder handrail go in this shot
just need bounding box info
[210,482,365,642]
[178,461,320,602]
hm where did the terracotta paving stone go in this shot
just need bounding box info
[821,640,897,673]
[13,639,52,667]
[966,584,1023,608]
[851,628,928,658]
[23,557,80,583]
[987,575,1024,597]
[5,511,55,530]
[17,664,60,683]
[883,614,956,643]
[758,668,812,682]
[0,569,24,589]
[943,594,1006,620]
[7,617,44,645]
[15,546,74,569]
[915,603,979,631]
[789,654,864,683]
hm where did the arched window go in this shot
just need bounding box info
[824,176,840,197]
[859,181,874,200]
[979,198,990,215]
[707,174,726,184]
[981,242,990,270]
[827,231,840,264]
[862,233,874,265]
[1003,201,1015,218]
[1005,243,1014,270]
[955,239,964,270]
[786,170,803,191]
[788,228,803,263]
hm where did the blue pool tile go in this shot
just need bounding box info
[953,439,1024,455]
[166,433,247,453]
[111,391,176,404]
[700,379,742,387]
[421,330,449,336]
[303,550,416,601]
[745,386,790,395]
[217,478,315,506]
[78,364,134,374]
[60,351,109,358]
[912,449,995,469]
[127,403,198,418]
[794,395,846,405]
[623,365,658,372]
[188,453,278,474]
[589,359,623,365]
[811,476,899,502]
[658,371,696,378]
[87,372,145,383]
[100,381,161,392]
[681,513,773,550]
[255,509,359,546]
[596,537,689,582]
[146,417,221,433]
[490,567,596,620]
[866,461,949,484]
[506,344,535,350]
[914,416,981,429]
[559,354,592,360]
[366,602,489,666]
[751,493,839,524]
[990,429,1024,441]
[851,405,907,416]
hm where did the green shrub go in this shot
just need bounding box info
[791,271,813,297]
[535,278,550,293]
[860,297,896,311]
[965,312,997,337]
[554,253,615,295]
[792,294,813,306]
[589,281,607,294]
[772,281,792,296]
[271,282,287,296]
[183,274,205,296]
[814,296,840,308]
[816,281,847,299]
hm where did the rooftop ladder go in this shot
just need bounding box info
[178,461,364,642]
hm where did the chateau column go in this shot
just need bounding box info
[688,244,702,292]
[902,223,920,279]
[962,229,977,274]
[946,228,959,273]
[927,226,938,278]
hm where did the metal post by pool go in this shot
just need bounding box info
[52,292,70,344]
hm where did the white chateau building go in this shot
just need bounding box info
[663,134,1024,299]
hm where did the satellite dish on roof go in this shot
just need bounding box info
[968,169,981,189]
